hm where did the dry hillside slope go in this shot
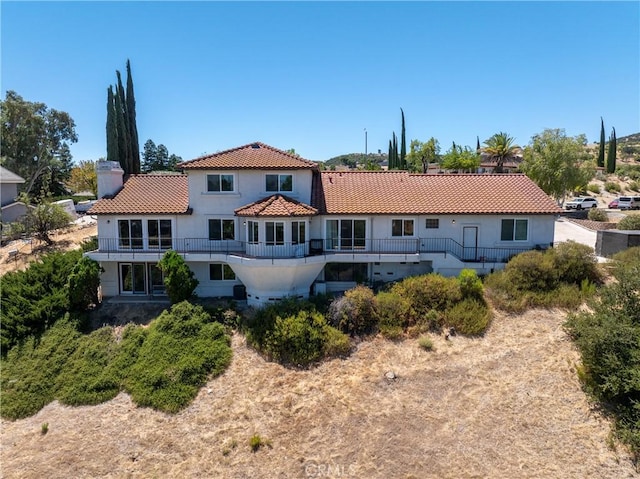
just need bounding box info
[1,309,637,478]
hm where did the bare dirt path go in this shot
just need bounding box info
[1,309,636,478]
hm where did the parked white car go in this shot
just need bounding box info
[565,197,598,210]
[618,196,640,210]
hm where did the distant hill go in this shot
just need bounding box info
[617,132,640,161]
[323,153,388,169]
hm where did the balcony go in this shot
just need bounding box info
[90,237,535,263]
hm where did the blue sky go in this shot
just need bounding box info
[2,1,639,163]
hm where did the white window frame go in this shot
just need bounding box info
[206,173,235,193]
[208,218,236,241]
[425,218,440,229]
[391,219,414,237]
[500,218,529,242]
[265,221,285,246]
[265,174,293,193]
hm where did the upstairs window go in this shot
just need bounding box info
[501,219,528,241]
[207,174,234,192]
[148,219,172,249]
[392,219,414,237]
[248,221,259,244]
[266,221,285,245]
[266,174,293,192]
[208,219,235,240]
[292,221,306,245]
[118,219,143,249]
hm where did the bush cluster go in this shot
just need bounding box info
[587,208,608,222]
[243,299,350,367]
[1,301,233,419]
[604,181,622,193]
[565,252,640,460]
[618,214,640,230]
[484,241,601,312]
[586,183,601,194]
[1,250,83,353]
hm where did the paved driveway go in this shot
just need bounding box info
[554,218,597,249]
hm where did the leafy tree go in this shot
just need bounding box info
[482,131,519,173]
[407,138,440,173]
[598,117,605,168]
[66,160,98,196]
[23,202,71,245]
[106,60,140,175]
[0,91,78,197]
[68,257,103,310]
[158,250,199,303]
[607,127,617,174]
[141,139,182,172]
[520,128,595,205]
[441,144,480,172]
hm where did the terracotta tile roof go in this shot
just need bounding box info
[235,194,318,217]
[313,172,561,215]
[179,142,318,170]
[88,175,190,215]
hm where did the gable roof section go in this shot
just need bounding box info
[178,142,317,170]
[235,194,318,217]
[313,172,561,215]
[88,175,190,215]
[0,166,25,184]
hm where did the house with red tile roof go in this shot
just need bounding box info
[87,142,561,306]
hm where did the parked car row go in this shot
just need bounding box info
[609,196,640,210]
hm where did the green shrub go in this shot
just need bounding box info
[327,285,377,335]
[551,241,602,285]
[458,269,484,299]
[80,236,98,252]
[375,291,415,339]
[243,299,350,367]
[445,298,492,336]
[41,423,49,435]
[628,181,640,192]
[249,434,271,452]
[124,301,232,413]
[55,327,120,406]
[588,208,608,222]
[565,266,640,460]
[604,181,621,193]
[1,250,82,353]
[68,257,103,311]
[609,247,640,279]
[618,214,640,230]
[391,274,461,317]
[158,250,199,303]
[417,335,434,351]
[586,183,601,194]
[503,250,557,291]
[0,318,81,420]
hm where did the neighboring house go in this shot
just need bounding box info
[86,142,561,306]
[0,166,31,224]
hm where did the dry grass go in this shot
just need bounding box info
[1,309,636,478]
[0,222,97,277]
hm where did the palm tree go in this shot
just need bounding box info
[482,132,520,173]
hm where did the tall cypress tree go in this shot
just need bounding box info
[126,60,140,174]
[606,127,617,174]
[388,140,393,169]
[106,87,119,164]
[597,117,605,168]
[476,136,481,152]
[400,108,406,169]
[114,71,131,174]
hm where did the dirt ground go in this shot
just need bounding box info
[0,220,97,277]
[1,309,637,479]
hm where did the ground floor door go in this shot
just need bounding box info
[462,226,478,261]
[148,264,166,295]
[120,263,147,294]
